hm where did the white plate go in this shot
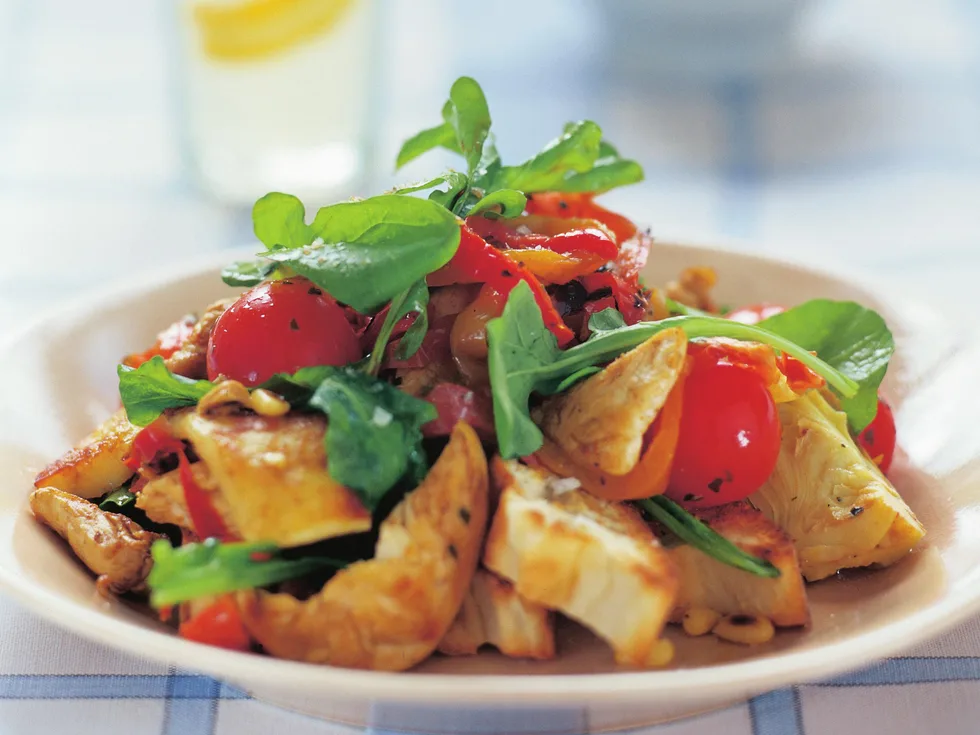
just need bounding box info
[0,242,977,734]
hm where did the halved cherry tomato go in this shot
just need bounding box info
[525,192,638,244]
[122,315,196,368]
[856,397,897,473]
[179,595,251,651]
[206,277,361,386]
[666,346,781,507]
[535,370,686,501]
[726,303,785,325]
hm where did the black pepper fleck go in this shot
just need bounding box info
[707,478,724,493]
[308,286,322,296]
[501,269,513,277]
[289,318,300,331]
[850,506,864,516]
[459,507,471,524]
[447,543,458,559]
[558,200,568,210]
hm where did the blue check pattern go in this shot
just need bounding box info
[4,0,980,732]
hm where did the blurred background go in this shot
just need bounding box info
[1,0,978,326]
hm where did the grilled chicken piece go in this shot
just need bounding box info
[663,503,809,627]
[237,423,488,671]
[168,410,371,547]
[749,390,925,581]
[135,462,238,537]
[30,487,161,595]
[165,298,234,379]
[483,459,678,667]
[438,568,555,660]
[33,410,138,499]
[537,328,688,476]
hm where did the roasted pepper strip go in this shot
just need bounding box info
[580,272,646,325]
[535,371,686,501]
[503,248,608,285]
[178,595,251,651]
[428,225,574,346]
[524,192,638,244]
[467,214,618,260]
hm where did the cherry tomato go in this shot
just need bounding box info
[856,397,896,473]
[667,347,782,507]
[206,277,361,386]
[179,596,251,651]
[725,303,785,325]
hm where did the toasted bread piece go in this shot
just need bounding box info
[438,568,555,660]
[33,410,139,499]
[483,458,678,667]
[237,423,489,671]
[30,486,161,595]
[662,502,809,627]
[537,328,687,476]
[750,390,925,581]
[169,410,371,547]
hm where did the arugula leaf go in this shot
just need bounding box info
[252,193,314,249]
[220,259,278,287]
[446,76,492,176]
[587,308,627,334]
[465,188,527,218]
[395,123,458,170]
[98,487,136,514]
[306,366,437,508]
[487,282,865,458]
[637,498,780,578]
[147,538,345,608]
[491,121,603,193]
[758,300,894,431]
[364,279,430,375]
[558,158,644,194]
[118,356,214,426]
[264,195,461,313]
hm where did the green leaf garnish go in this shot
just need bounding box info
[118,356,214,427]
[262,194,460,313]
[758,300,894,432]
[364,279,430,375]
[465,189,528,218]
[395,123,459,170]
[492,120,602,192]
[252,192,315,249]
[147,538,345,608]
[487,282,864,458]
[98,487,136,514]
[220,259,279,287]
[306,366,437,508]
[637,497,780,578]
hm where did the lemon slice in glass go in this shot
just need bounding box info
[193,0,356,61]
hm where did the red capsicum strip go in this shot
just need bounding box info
[524,192,638,244]
[467,215,618,260]
[429,225,575,346]
[125,418,234,541]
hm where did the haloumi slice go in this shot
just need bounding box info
[483,458,678,667]
[438,568,555,660]
[663,502,809,627]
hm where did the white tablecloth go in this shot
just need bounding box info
[2,0,980,733]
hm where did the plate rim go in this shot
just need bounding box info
[0,240,972,705]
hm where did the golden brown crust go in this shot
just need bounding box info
[661,502,810,627]
[168,410,371,547]
[665,266,717,312]
[30,486,161,595]
[438,568,555,660]
[165,298,234,379]
[483,458,678,667]
[33,410,139,499]
[237,422,489,671]
[537,328,687,476]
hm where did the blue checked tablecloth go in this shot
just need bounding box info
[3,0,980,733]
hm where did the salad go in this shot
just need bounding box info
[30,78,923,671]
